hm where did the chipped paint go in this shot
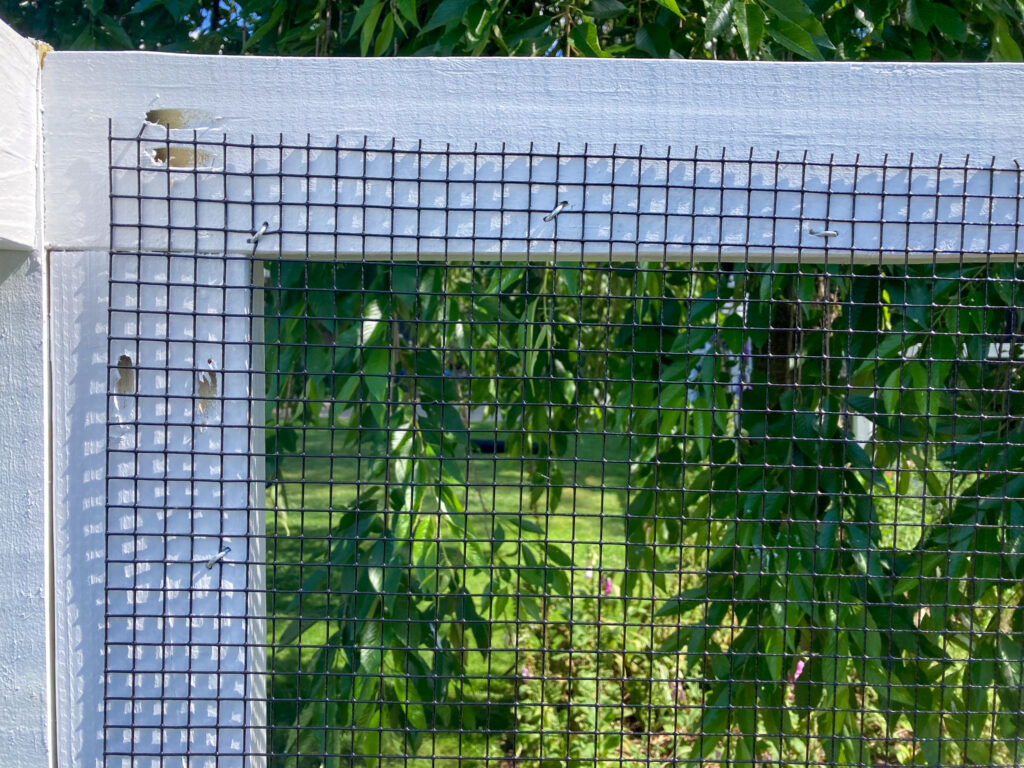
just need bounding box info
[151,146,214,168]
[144,110,223,167]
[114,354,135,395]
[197,358,219,419]
[145,108,218,130]
[34,41,52,69]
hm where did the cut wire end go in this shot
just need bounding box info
[808,227,839,239]
[246,222,269,244]
[544,201,570,222]
[203,546,231,569]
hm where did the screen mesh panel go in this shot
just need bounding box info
[107,130,1024,768]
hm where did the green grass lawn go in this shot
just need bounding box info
[267,424,632,554]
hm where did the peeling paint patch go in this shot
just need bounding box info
[151,146,214,168]
[34,41,52,69]
[145,108,218,130]
[197,359,218,421]
[115,354,135,395]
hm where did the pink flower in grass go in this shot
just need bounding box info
[603,577,614,596]
[793,659,806,681]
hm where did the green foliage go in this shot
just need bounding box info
[512,580,689,765]
[264,260,1024,765]
[5,0,1024,60]
[617,262,1024,766]
[265,262,585,762]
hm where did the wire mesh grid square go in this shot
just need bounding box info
[107,127,1024,768]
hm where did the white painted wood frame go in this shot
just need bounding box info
[48,54,1024,264]
[3,13,1024,766]
[0,18,51,768]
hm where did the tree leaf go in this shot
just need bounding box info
[905,0,935,34]
[686,686,732,761]
[994,634,1024,730]
[70,25,98,49]
[766,15,824,59]
[992,16,1023,61]
[396,0,420,27]
[587,0,629,18]
[655,577,726,618]
[569,21,611,56]
[162,0,196,22]
[98,13,135,48]
[503,16,556,50]
[129,0,164,14]
[759,0,812,25]
[735,1,766,55]
[653,0,686,18]
[246,1,288,49]
[706,0,735,38]
[345,0,381,42]
[374,12,396,55]
[360,3,386,55]
[761,0,832,44]
[635,24,675,56]
[422,0,475,33]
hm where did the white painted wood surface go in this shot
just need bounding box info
[0,19,41,251]
[50,251,111,768]
[53,250,264,768]
[44,53,1024,260]
[0,251,51,766]
[0,19,51,768]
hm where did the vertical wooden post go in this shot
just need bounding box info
[0,18,51,768]
[52,247,264,768]
[102,250,264,765]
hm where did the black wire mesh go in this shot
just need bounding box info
[107,129,1024,768]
